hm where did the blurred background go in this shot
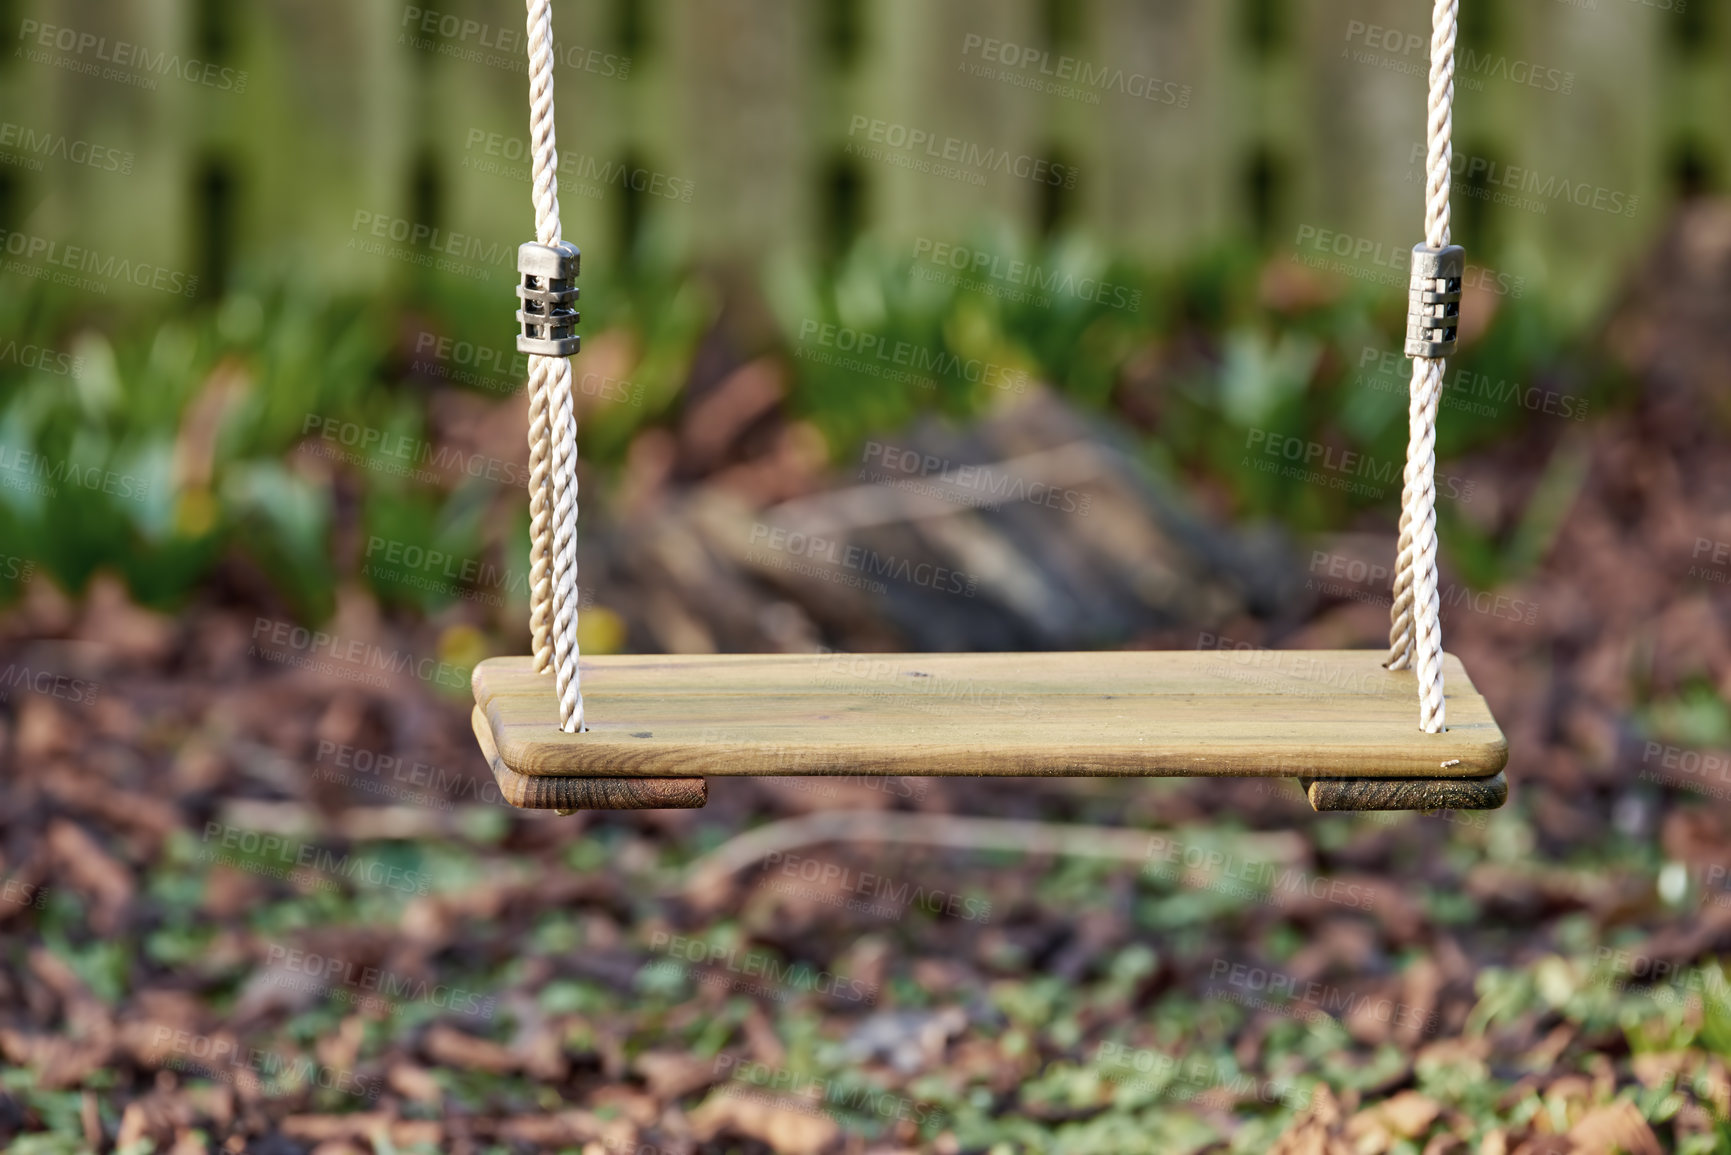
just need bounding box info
[2,0,1731,1152]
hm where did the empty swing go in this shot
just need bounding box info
[471,0,1509,815]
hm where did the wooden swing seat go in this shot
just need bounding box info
[470,650,1508,813]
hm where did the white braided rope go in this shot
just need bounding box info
[525,0,583,732]
[526,359,553,674]
[1385,0,1456,734]
[548,356,584,730]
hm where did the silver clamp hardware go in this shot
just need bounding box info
[1404,243,1464,359]
[516,241,581,356]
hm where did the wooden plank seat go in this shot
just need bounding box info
[470,651,1508,812]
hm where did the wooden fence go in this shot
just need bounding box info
[0,0,1722,321]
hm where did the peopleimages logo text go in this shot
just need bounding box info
[912,238,1142,312]
[748,523,978,597]
[959,34,1191,107]
[264,945,494,1017]
[200,822,433,895]
[0,229,198,297]
[846,116,1077,188]
[797,320,1026,392]
[17,20,249,92]
[0,121,133,174]
[648,932,878,1003]
[249,617,470,691]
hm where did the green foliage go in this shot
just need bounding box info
[0,232,1601,622]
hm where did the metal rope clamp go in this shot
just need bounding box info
[516,240,581,356]
[1403,243,1464,358]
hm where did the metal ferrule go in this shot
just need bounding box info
[516,240,581,356]
[1403,243,1464,359]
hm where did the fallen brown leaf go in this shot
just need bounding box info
[690,1089,842,1155]
[423,1023,518,1074]
[47,818,133,932]
[387,1061,443,1105]
[281,1114,443,1147]
[1382,1089,1443,1138]
[1345,1089,1443,1154]
[1567,1099,1662,1155]
[635,1048,721,1100]
[1269,1083,1354,1155]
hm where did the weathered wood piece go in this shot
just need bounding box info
[471,706,708,810]
[1301,770,1508,812]
[472,650,1507,781]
